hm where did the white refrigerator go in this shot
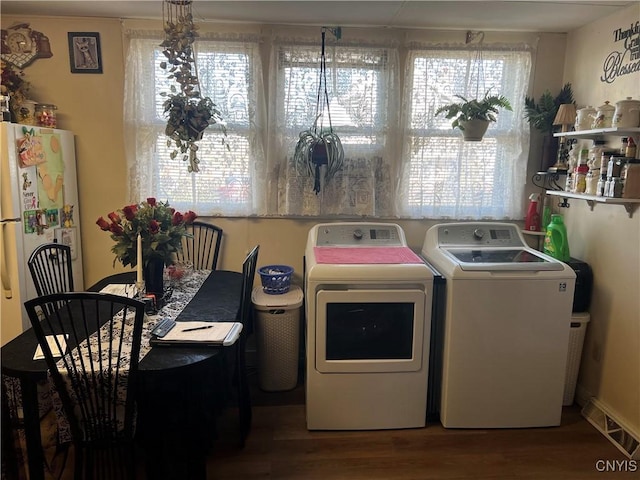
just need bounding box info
[1,122,84,345]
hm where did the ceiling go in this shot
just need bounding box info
[0,1,635,33]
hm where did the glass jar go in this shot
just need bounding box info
[573,164,589,194]
[585,170,599,195]
[0,95,10,121]
[35,104,57,128]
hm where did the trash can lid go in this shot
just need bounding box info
[252,285,303,309]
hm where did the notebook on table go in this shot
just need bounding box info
[150,321,242,347]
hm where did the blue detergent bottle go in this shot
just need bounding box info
[543,214,570,262]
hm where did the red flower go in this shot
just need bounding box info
[183,210,197,224]
[96,217,110,231]
[97,198,192,269]
[149,219,160,234]
[122,204,138,221]
[109,223,124,235]
[172,212,184,226]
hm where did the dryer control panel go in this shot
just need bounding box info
[315,223,405,246]
[436,223,525,247]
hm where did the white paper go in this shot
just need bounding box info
[33,334,68,360]
[99,283,136,298]
[156,321,242,346]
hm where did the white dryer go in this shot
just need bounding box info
[305,222,434,430]
[422,222,576,428]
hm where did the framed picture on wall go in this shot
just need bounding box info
[67,32,102,73]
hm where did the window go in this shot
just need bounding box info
[124,35,266,216]
[397,47,532,219]
[126,31,532,220]
[267,41,399,216]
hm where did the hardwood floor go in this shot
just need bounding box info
[205,373,635,480]
[9,372,636,479]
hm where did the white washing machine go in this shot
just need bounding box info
[421,222,576,428]
[305,222,434,430]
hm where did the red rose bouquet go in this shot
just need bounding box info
[96,198,196,268]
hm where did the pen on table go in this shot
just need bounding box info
[182,325,214,332]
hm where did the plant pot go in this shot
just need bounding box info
[144,257,165,300]
[460,119,490,141]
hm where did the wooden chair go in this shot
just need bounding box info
[24,292,146,480]
[235,245,259,446]
[176,221,223,270]
[28,242,74,296]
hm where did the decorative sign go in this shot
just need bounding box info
[1,23,53,68]
[600,21,640,83]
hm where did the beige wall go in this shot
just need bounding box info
[2,15,565,284]
[5,8,636,433]
[561,3,640,435]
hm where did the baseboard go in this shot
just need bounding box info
[581,396,640,460]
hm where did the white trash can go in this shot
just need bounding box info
[563,312,590,405]
[252,285,303,391]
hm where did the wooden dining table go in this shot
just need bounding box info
[1,269,244,480]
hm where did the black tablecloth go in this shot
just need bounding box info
[1,269,244,480]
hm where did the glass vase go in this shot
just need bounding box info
[144,257,165,300]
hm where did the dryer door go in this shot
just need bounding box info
[315,289,427,373]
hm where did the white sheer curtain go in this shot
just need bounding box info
[123,30,267,216]
[396,44,532,219]
[266,36,400,216]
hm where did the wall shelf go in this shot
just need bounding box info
[546,190,640,218]
[554,127,640,145]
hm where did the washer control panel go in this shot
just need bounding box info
[436,223,524,247]
[315,223,404,246]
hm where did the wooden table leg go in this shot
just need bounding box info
[20,378,44,480]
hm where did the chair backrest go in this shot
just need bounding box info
[238,245,260,331]
[176,221,223,270]
[24,292,145,479]
[27,243,74,296]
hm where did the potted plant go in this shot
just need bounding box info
[524,83,574,169]
[159,3,225,173]
[96,197,197,297]
[435,90,512,141]
[293,28,344,194]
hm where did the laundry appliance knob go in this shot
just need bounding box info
[473,228,485,240]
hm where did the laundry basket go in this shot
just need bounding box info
[563,312,590,405]
[252,285,303,391]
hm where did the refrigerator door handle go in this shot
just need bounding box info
[1,222,13,298]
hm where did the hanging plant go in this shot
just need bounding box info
[293,28,344,194]
[434,90,512,141]
[159,0,225,173]
[434,32,513,142]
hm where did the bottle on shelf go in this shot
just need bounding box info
[573,163,589,194]
[596,174,606,197]
[626,137,636,158]
[620,137,628,155]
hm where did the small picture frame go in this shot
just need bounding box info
[67,32,102,74]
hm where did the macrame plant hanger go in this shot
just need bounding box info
[293,26,344,195]
[466,30,486,100]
